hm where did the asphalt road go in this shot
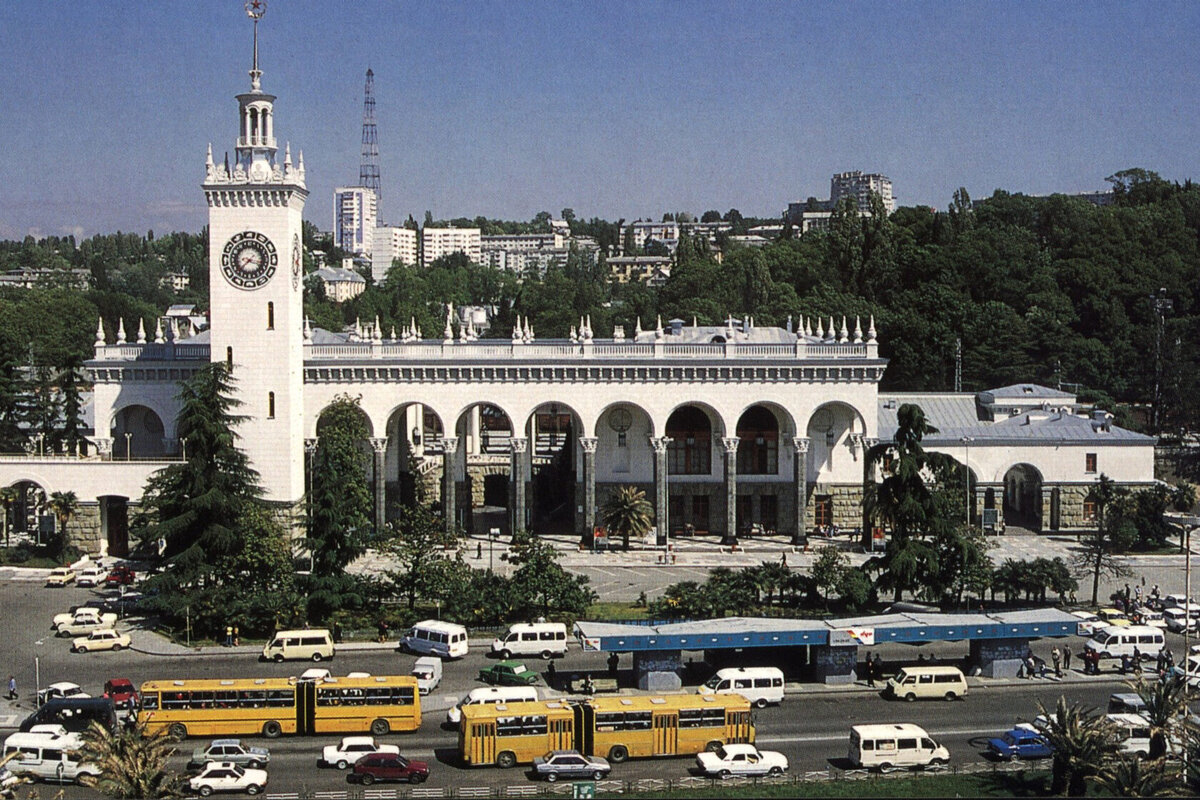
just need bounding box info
[3,578,1162,798]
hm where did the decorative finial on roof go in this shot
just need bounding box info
[95,317,106,348]
[390,325,397,341]
[804,316,813,337]
[116,318,127,345]
[839,316,848,343]
[585,315,593,340]
[692,316,698,328]
[654,315,664,339]
[827,316,836,341]
[245,0,266,91]
[443,305,454,342]
[372,315,382,343]
[303,316,311,340]
[635,317,643,337]
[867,315,877,343]
[570,325,578,342]
[815,317,824,339]
[154,318,165,344]
[853,316,863,344]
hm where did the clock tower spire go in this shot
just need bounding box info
[204,0,308,511]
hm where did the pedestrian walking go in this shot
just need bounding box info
[233,626,240,647]
[1157,650,1167,675]
[1120,653,1131,675]
[377,620,389,643]
[872,653,882,682]
[1051,647,1061,677]
[780,552,787,567]
[866,655,876,687]
[546,659,556,689]
[332,622,343,644]
[1133,646,1142,670]
[5,676,15,700]
[476,542,482,559]
[608,652,619,676]
[1063,644,1072,672]
[224,626,233,647]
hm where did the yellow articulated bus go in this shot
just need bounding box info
[138,674,421,739]
[459,694,752,768]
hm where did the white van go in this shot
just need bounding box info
[490,622,568,660]
[697,667,784,708]
[1107,713,1153,757]
[848,723,950,770]
[260,629,335,662]
[2,726,100,784]
[884,666,968,702]
[1084,625,1165,661]
[401,620,469,659]
[445,686,539,725]
[412,657,443,695]
[1163,604,1200,633]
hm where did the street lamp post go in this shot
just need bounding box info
[124,432,132,461]
[961,436,974,527]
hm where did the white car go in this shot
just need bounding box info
[188,762,268,796]
[72,628,131,653]
[695,743,789,778]
[36,681,90,705]
[45,567,76,587]
[75,567,107,588]
[52,606,103,629]
[56,610,119,637]
[320,736,399,770]
[1070,610,1103,636]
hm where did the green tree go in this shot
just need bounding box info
[1076,474,1135,605]
[811,545,846,609]
[75,719,183,799]
[750,561,791,608]
[835,567,874,610]
[47,489,78,560]
[0,485,17,547]
[600,486,653,551]
[308,396,373,573]
[215,504,302,634]
[1036,696,1118,796]
[1129,674,1190,761]
[384,502,461,610]
[1095,755,1181,798]
[507,531,597,618]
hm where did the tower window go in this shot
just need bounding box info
[226,346,233,372]
[268,392,275,419]
[267,301,274,330]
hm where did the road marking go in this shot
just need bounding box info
[0,715,17,728]
[759,725,998,744]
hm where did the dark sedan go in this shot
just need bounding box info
[347,753,429,785]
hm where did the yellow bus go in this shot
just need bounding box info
[138,674,421,739]
[459,694,753,768]
[460,700,575,768]
[579,694,753,763]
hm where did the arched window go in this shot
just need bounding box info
[268,392,275,419]
[267,301,274,330]
[666,407,711,475]
[737,406,779,474]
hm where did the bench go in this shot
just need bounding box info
[569,675,619,694]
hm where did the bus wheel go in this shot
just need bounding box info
[168,723,187,740]
[262,720,282,738]
[499,649,512,660]
[273,654,284,663]
[755,698,768,709]
[496,751,517,769]
[608,745,629,763]
[541,650,552,661]
[944,692,957,701]
[312,652,324,662]
[878,762,893,773]
[705,741,722,753]
[371,719,390,737]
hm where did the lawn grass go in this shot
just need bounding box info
[584,601,650,621]
[599,770,1053,798]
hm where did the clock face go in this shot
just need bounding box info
[608,407,632,433]
[291,234,302,289]
[221,231,277,289]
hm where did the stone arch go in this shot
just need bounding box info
[523,401,583,534]
[735,402,795,476]
[453,403,515,535]
[3,478,48,537]
[98,495,130,557]
[453,402,514,456]
[383,402,447,513]
[110,404,167,458]
[596,401,655,480]
[1002,463,1044,531]
[804,401,867,481]
[315,401,375,438]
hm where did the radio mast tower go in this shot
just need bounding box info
[358,67,382,220]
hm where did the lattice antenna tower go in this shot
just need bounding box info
[359,67,382,219]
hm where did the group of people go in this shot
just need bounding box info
[1019,645,1073,678]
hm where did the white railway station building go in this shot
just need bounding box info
[0,22,1156,557]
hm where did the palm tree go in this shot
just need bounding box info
[600,485,653,550]
[1036,695,1118,796]
[74,719,183,798]
[1130,674,1190,760]
[752,561,791,609]
[48,490,78,538]
[1095,755,1182,797]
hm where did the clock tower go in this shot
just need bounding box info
[204,3,307,507]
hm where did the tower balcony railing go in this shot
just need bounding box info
[91,343,211,362]
[237,135,277,149]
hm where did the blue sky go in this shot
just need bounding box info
[1,0,1197,240]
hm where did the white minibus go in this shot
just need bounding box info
[445,686,539,725]
[1084,625,1164,661]
[2,727,100,784]
[884,666,968,701]
[490,622,568,660]
[697,667,784,708]
[401,620,469,659]
[848,723,949,770]
[260,629,335,662]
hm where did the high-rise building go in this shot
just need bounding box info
[333,186,377,256]
[830,171,894,214]
[372,224,419,280]
[422,226,480,267]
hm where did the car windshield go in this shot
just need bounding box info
[1002,733,1017,745]
[713,746,728,759]
[1094,631,1115,644]
[230,765,245,777]
[703,675,723,689]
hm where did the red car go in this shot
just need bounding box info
[105,566,137,587]
[103,678,140,710]
[347,753,429,785]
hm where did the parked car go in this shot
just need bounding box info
[1096,608,1132,627]
[45,567,76,587]
[56,610,119,637]
[102,678,139,711]
[36,682,89,706]
[187,762,267,796]
[531,750,610,782]
[986,727,1053,761]
[1070,610,1103,636]
[52,606,102,629]
[101,592,145,617]
[71,628,131,653]
[320,736,398,770]
[478,661,539,686]
[695,743,788,778]
[104,566,137,587]
[347,753,429,785]
[75,566,106,588]
[188,740,270,771]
